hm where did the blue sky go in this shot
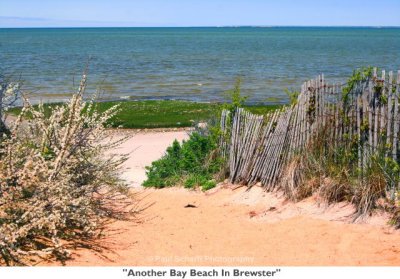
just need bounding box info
[1,0,399,27]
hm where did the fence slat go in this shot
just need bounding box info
[387,71,393,157]
[394,71,400,161]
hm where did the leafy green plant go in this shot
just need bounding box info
[284,88,300,106]
[223,77,248,114]
[202,179,217,191]
[342,67,373,104]
[183,174,210,189]
[184,175,197,188]
[143,131,224,190]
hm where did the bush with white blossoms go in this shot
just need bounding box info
[0,74,133,265]
[0,75,21,134]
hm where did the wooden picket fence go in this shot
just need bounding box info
[220,68,400,193]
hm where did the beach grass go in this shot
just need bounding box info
[7,100,280,129]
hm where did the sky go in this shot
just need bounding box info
[0,0,399,28]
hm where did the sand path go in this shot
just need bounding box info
[110,130,189,187]
[67,131,400,266]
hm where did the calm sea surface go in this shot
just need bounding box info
[0,27,399,104]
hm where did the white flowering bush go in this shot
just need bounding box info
[0,74,133,265]
[0,75,20,134]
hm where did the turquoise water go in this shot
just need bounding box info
[0,27,399,104]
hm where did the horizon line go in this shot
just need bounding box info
[1,25,400,29]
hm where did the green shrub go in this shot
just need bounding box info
[183,174,210,189]
[284,88,300,106]
[202,179,217,191]
[184,175,197,188]
[223,77,248,115]
[342,66,373,104]
[143,131,223,190]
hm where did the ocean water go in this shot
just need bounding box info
[0,27,399,104]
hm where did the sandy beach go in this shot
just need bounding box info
[110,129,190,187]
[63,130,400,266]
